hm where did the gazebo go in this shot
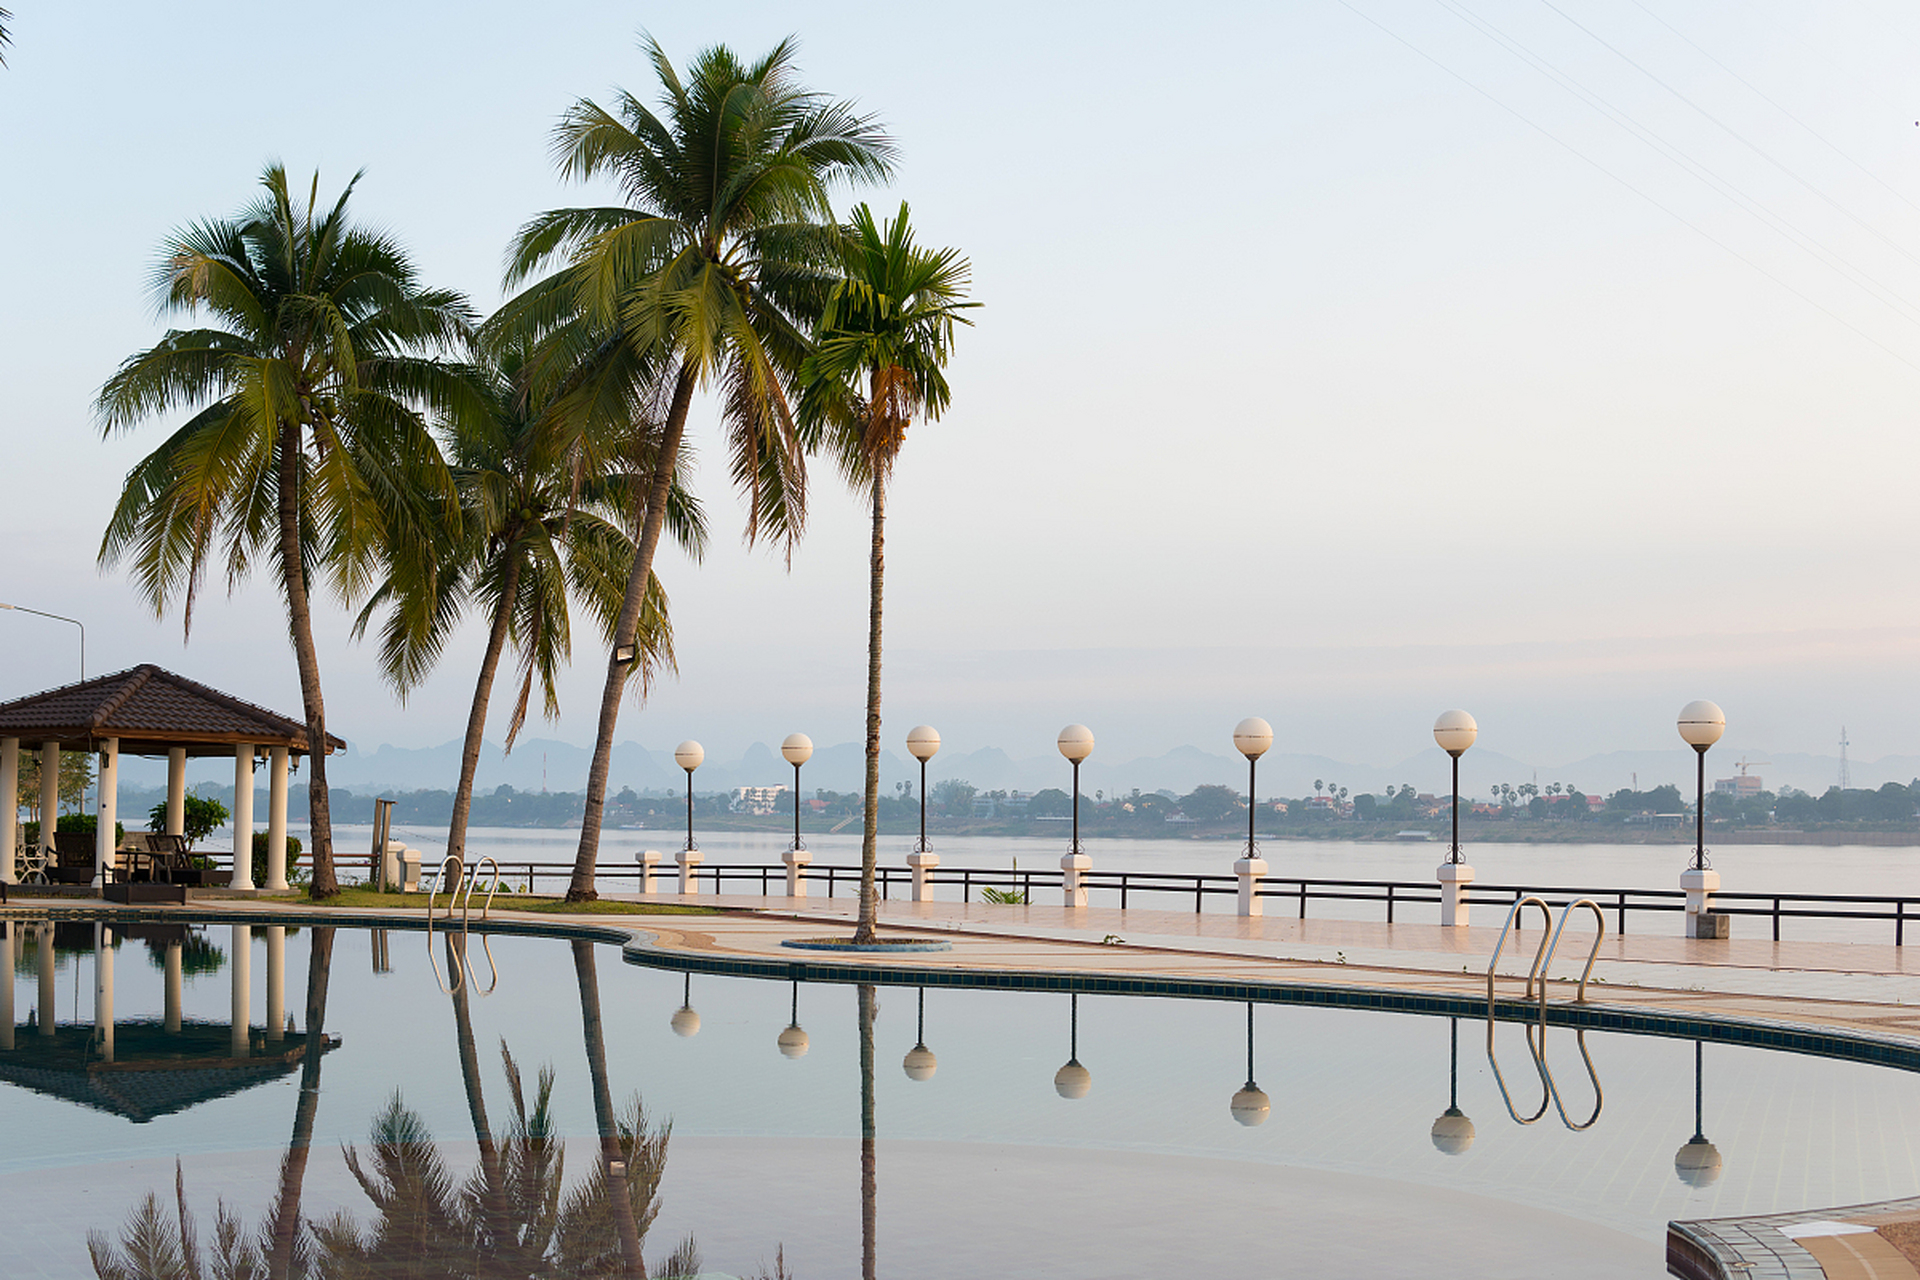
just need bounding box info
[0,665,343,890]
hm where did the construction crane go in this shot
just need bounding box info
[1733,757,1770,777]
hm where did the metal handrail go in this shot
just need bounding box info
[1486,895,1554,1015]
[1537,898,1607,1008]
[1486,1018,1552,1125]
[425,854,461,927]
[460,856,501,923]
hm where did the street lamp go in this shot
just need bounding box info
[670,973,700,1038]
[902,986,937,1081]
[777,979,809,1059]
[1673,1040,1723,1187]
[1053,991,1091,1099]
[1229,1002,1270,1126]
[1429,1017,1476,1155]
[1433,710,1478,928]
[0,602,85,680]
[674,740,704,895]
[906,726,941,901]
[1677,700,1726,937]
[781,734,812,897]
[1232,718,1272,917]
[1057,725,1094,908]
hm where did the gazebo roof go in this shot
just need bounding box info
[0,665,344,758]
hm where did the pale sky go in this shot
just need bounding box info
[2,1,1918,780]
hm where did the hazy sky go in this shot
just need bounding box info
[3,1,1918,780]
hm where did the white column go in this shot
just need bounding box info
[638,850,661,895]
[163,939,183,1034]
[95,922,115,1063]
[266,747,289,890]
[677,847,704,895]
[38,741,58,863]
[1437,863,1475,928]
[36,924,54,1038]
[0,737,17,884]
[783,846,812,898]
[1235,856,1268,917]
[230,744,255,891]
[94,738,118,889]
[908,850,939,902]
[265,925,285,1041]
[165,747,187,835]
[230,923,252,1057]
[0,923,15,1051]
[1681,868,1721,937]
[1060,851,1090,909]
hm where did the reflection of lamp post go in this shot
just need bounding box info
[674,740,704,895]
[1430,1017,1476,1154]
[782,734,813,898]
[1677,701,1726,937]
[1054,992,1091,1098]
[1232,718,1272,917]
[778,980,810,1059]
[1229,1002,1270,1126]
[906,726,941,902]
[1057,725,1094,908]
[1433,710,1478,927]
[903,986,937,1081]
[1673,1040,1723,1187]
[670,973,700,1037]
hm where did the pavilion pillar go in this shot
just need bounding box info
[230,923,252,1057]
[163,939,183,1034]
[230,744,255,891]
[1,923,15,1051]
[0,737,18,884]
[94,738,118,888]
[165,747,187,835]
[95,922,115,1063]
[37,741,58,863]
[265,747,289,890]
[36,923,54,1038]
[265,924,285,1041]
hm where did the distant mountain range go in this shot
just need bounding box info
[114,735,1909,801]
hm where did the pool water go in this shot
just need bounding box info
[2,917,1916,1278]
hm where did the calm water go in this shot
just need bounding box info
[3,919,1917,1277]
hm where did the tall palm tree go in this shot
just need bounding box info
[356,342,707,886]
[798,203,975,943]
[97,165,476,898]
[499,36,895,900]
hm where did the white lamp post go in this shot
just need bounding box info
[1673,1041,1723,1187]
[902,987,938,1082]
[1053,992,1091,1099]
[1433,710,1478,927]
[1057,725,1094,908]
[777,979,809,1059]
[1232,718,1272,917]
[670,973,700,1038]
[1429,1017,1476,1154]
[1229,1002,1270,1126]
[674,740,704,895]
[781,733,813,897]
[906,726,941,902]
[1677,701,1726,937]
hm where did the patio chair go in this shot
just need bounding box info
[52,831,100,884]
[16,830,49,885]
[143,833,190,882]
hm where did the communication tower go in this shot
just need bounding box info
[1838,728,1851,790]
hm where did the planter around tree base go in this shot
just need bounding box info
[779,938,954,953]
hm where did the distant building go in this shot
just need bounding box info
[972,790,1032,819]
[730,784,788,816]
[1714,775,1765,798]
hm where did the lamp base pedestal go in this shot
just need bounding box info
[677,849,704,896]
[1060,852,1091,909]
[1681,868,1722,937]
[1436,863,1475,928]
[782,848,811,898]
[1233,857,1267,917]
[907,850,939,902]
[637,850,661,896]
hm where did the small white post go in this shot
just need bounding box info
[783,846,812,898]
[95,922,115,1063]
[1060,851,1090,909]
[38,741,58,864]
[677,847,704,895]
[1234,856,1267,917]
[1681,868,1720,936]
[36,923,55,1038]
[908,849,939,902]
[165,747,188,835]
[1437,863,1475,928]
[230,744,255,891]
[266,747,289,890]
[230,923,252,1057]
[0,737,18,884]
[0,924,15,1051]
[638,849,661,896]
[265,925,286,1041]
[163,939,183,1034]
[94,738,118,889]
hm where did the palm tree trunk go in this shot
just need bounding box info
[572,940,647,1277]
[859,982,877,1280]
[447,552,522,896]
[278,418,338,899]
[568,363,699,901]
[855,468,886,944]
[450,933,511,1254]
[266,925,334,1279]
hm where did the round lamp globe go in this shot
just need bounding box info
[674,740,705,772]
[1677,701,1726,750]
[1433,710,1478,757]
[780,733,814,767]
[1233,717,1274,761]
[906,725,942,762]
[1057,724,1095,764]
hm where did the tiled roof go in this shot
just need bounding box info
[0,665,344,756]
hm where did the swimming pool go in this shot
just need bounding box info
[2,914,1914,1277]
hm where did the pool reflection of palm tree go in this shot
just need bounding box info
[859,983,877,1280]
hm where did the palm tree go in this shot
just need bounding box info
[499,36,895,900]
[799,203,975,943]
[356,342,707,886]
[97,165,476,898]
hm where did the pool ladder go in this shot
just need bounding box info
[426,855,500,996]
[1485,896,1606,1129]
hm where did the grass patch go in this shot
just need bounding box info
[291,887,720,916]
